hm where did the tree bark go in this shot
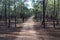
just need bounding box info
[14,0,16,27]
[8,0,10,28]
[56,0,59,25]
[53,0,56,28]
[4,0,7,27]
[42,0,46,28]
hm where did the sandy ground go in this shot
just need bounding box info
[0,15,60,40]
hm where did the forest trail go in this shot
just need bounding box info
[15,15,40,40]
[14,15,60,40]
[0,15,60,40]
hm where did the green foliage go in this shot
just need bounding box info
[0,0,60,19]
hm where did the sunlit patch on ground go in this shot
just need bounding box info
[15,36,40,40]
[20,30,36,36]
[19,15,37,36]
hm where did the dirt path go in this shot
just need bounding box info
[0,15,60,40]
[15,15,40,40]
[15,15,60,40]
[0,15,41,40]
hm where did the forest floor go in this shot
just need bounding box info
[0,15,60,40]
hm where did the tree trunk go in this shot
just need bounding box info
[42,0,46,28]
[53,0,56,28]
[4,0,7,27]
[14,0,16,27]
[56,0,59,25]
[8,0,10,28]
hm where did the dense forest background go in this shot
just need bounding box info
[0,0,60,28]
